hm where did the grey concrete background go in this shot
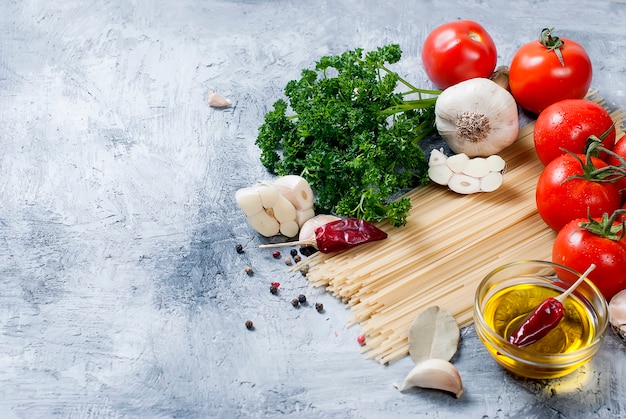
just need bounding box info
[1,0,626,417]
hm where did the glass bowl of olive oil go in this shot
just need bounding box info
[473,260,609,379]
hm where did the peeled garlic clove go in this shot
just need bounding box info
[258,185,280,209]
[271,194,297,224]
[429,148,448,166]
[448,173,480,194]
[279,220,299,238]
[235,187,264,217]
[480,171,504,192]
[609,289,626,341]
[462,157,490,178]
[295,208,316,227]
[446,153,470,173]
[396,358,464,398]
[273,175,315,210]
[428,164,454,186]
[208,92,231,108]
[486,154,506,173]
[247,211,280,237]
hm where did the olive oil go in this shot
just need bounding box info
[483,283,596,355]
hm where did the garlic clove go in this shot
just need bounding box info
[446,153,470,173]
[428,164,454,186]
[270,194,297,224]
[480,171,504,192]
[208,92,232,108]
[295,208,316,227]
[609,289,626,341]
[429,148,448,166]
[272,175,315,211]
[448,173,480,194]
[247,211,281,237]
[486,155,506,173]
[462,157,490,178]
[235,187,264,217]
[258,185,280,209]
[395,358,464,398]
[279,220,300,238]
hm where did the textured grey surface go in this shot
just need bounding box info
[1,1,626,418]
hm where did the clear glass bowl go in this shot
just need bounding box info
[473,260,609,379]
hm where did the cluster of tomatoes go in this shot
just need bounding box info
[421,20,626,302]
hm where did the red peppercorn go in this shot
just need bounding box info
[272,250,281,259]
[357,335,366,346]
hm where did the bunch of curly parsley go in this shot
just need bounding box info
[255,44,440,227]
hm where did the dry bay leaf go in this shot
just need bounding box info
[408,306,460,364]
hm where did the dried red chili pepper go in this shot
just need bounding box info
[314,218,388,253]
[508,264,595,347]
[508,297,564,347]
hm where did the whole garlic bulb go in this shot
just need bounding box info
[435,77,519,157]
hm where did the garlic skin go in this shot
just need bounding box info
[396,358,464,398]
[208,92,232,108]
[609,289,626,341]
[435,77,519,157]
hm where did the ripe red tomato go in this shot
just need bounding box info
[421,20,497,90]
[552,216,626,302]
[533,99,616,166]
[605,134,626,203]
[509,28,592,115]
[536,153,622,231]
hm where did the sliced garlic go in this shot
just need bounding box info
[428,164,454,186]
[396,358,464,398]
[448,173,481,194]
[480,171,504,192]
[609,289,626,341]
[462,157,490,178]
[208,92,232,108]
[429,148,448,166]
[446,153,470,173]
[486,154,506,172]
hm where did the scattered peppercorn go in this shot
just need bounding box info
[271,282,281,288]
[291,298,300,308]
[235,244,244,254]
[270,285,279,295]
[293,254,301,263]
[299,264,309,275]
[272,250,281,259]
[244,266,253,275]
[245,320,254,330]
[315,302,324,313]
[298,294,307,304]
[284,257,292,265]
[357,335,366,346]
[290,249,298,257]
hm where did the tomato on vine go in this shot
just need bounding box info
[604,134,626,203]
[509,28,592,115]
[536,141,622,232]
[552,210,626,302]
[533,99,616,166]
[421,20,497,90]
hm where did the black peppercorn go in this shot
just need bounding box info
[270,285,278,295]
[291,298,300,308]
[290,249,298,257]
[245,320,254,330]
[235,244,244,254]
[315,302,324,313]
[298,294,307,304]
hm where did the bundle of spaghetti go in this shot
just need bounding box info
[301,104,625,365]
